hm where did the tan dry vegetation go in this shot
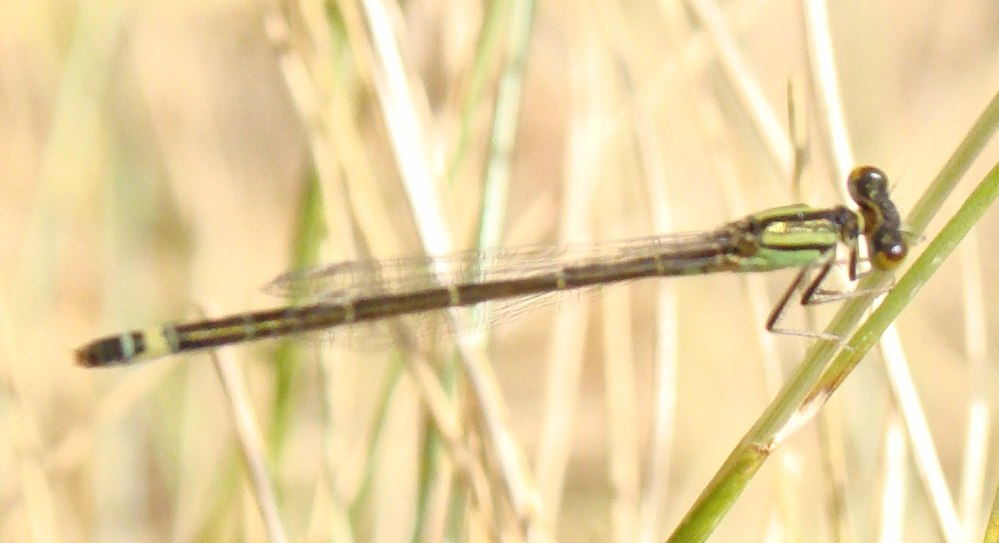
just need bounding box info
[4,0,999,541]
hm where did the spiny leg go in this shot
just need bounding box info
[801,256,893,305]
[765,264,840,340]
[765,254,894,340]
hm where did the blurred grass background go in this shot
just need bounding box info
[4,0,999,541]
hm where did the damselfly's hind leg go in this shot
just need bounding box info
[765,260,893,340]
[765,265,840,341]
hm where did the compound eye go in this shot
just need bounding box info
[870,231,908,270]
[848,166,889,202]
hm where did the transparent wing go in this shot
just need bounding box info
[264,229,731,302]
[262,229,734,350]
[278,282,628,351]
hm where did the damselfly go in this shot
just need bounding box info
[75,166,907,367]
